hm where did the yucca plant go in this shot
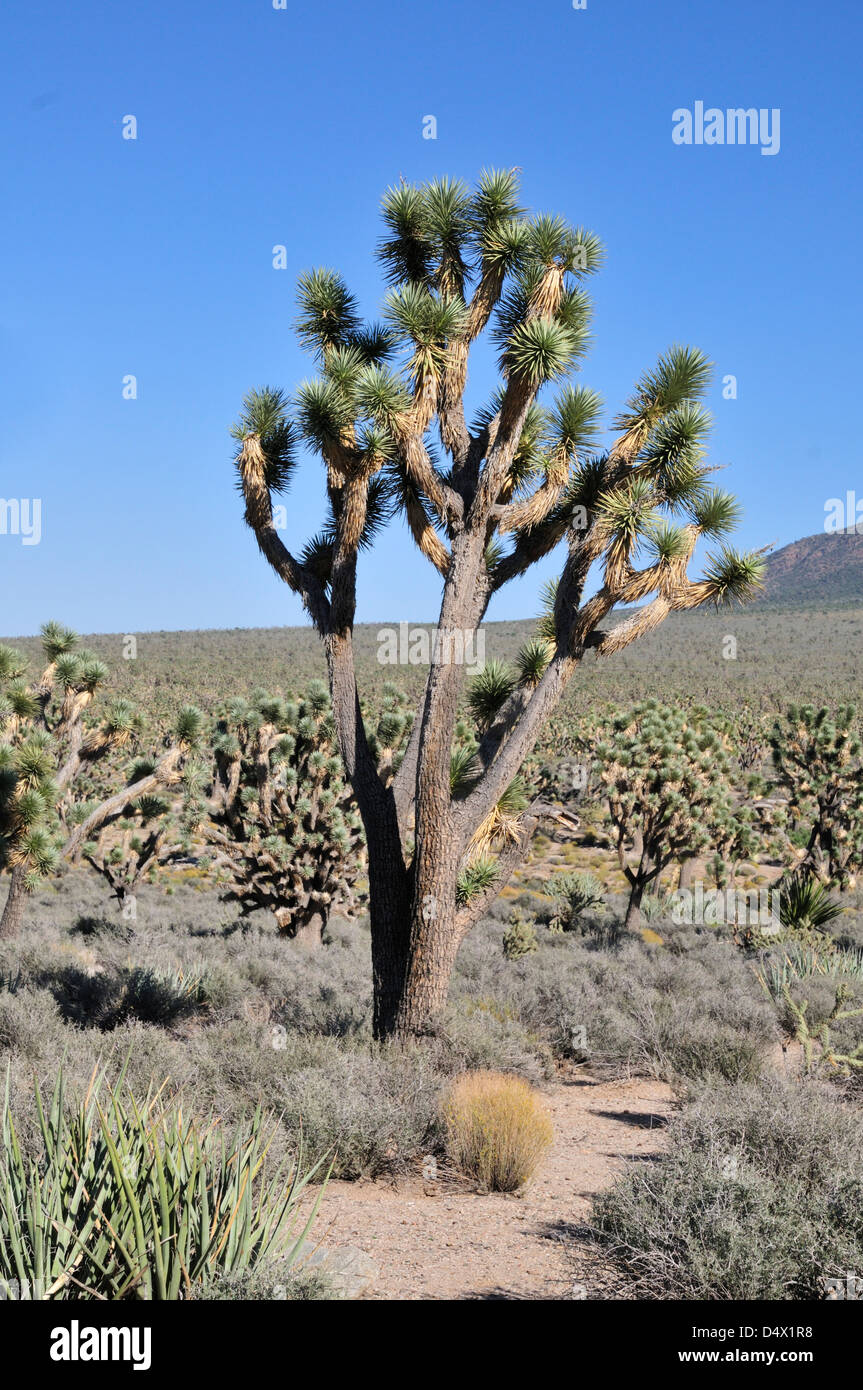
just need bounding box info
[755,943,863,1003]
[466,661,517,733]
[0,1066,327,1300]
[231,168,765,1038]
[778,871,844,943]
[456,856,498,905]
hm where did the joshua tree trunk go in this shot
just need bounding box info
[393,859,461,1039]
[389,536,484,1037]
[274,907,327,948]
[367,851,411,1039]
[624,880,646,933]
[394,909,462,1038]
[624,852,664,933]
[677,857,695,891]
[0,868,29,939]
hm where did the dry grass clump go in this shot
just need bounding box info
[443,1070,552,1191]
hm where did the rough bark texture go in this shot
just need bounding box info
[623,884,645,934]
[0,867,28,939]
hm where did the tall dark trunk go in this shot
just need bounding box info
[624,878,646,933]
[362,764,413,1039]
[0,867,29,939]
[677,857,695,891]
[369,850,412,1039]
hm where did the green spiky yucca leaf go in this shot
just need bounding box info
[295,376,356,450]
[547,384,604,459]
[516,638,553,687]
[779,873,844,935]
[502,318,583,386]
[176,706,204,747]
[0,647,27,683]
[232,387,297,495]
[699,546,767,606]
[637,402,711,481]
[39,621,78,663]
[377,183,435,287]
[467,661,517,732]
[691,487,743,537]
[295,267,362,358]
[450,744,480,798]
[614,345,713,433]
[0,1066,329,1301]
[456,857,498,905]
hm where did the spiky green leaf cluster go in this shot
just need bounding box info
[0,1066,326,1299]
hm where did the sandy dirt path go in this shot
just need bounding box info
[316,1073,674,1300]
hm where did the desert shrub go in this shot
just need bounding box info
[70,913,134,941]
[443,1070,553,1191]
[0,1068,325,1300]
[641,1015,765,1083]
[199,1264,335,1301]
[267,923,372,1037]
[0,874,785,1179]
[0,988,65,1059]
[435,998,555,1083]
[36,963,211,1030]
[591,1077,863,1299]
[269,1044,443,1178]
[451,918,776,1079]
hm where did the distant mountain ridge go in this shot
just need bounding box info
[757,529,863,606]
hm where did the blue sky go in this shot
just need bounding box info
[1,0,860,636]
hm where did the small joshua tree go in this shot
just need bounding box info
[595,700,735,931]
[709,798,766,891]
[76,791,179,918]
[190,682,411,945]
[770,704,863,889]
[0,623,200,937]
[548,869,605,932]
[231,169,765,1037]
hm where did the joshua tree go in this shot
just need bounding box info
[770,704,863,889]
[595,701,737,930]
[189,683,411,945]
[75,791,180,918]
[231,169,764,1037]
[548,870,605,932]
[709,798,766,891]
[0,623,200,937]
